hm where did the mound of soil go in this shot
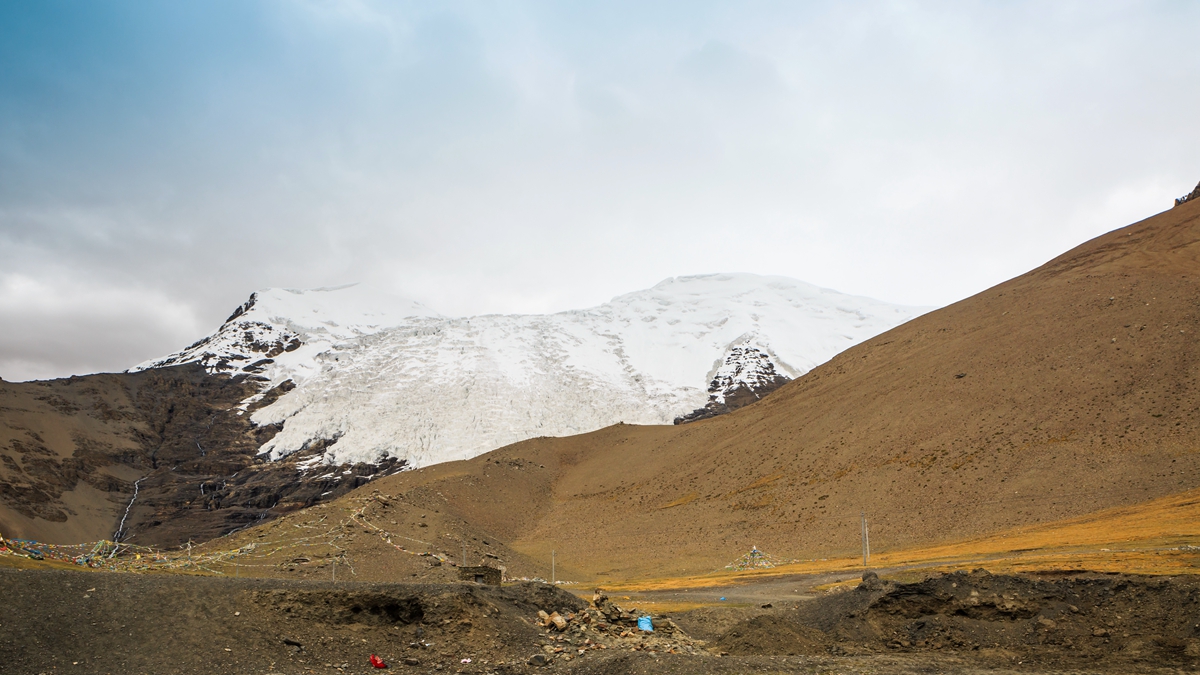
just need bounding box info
[0,568,584,674]
[715,614,829,655]
[711,570,1200,669]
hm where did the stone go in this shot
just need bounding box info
[528,654,549,666]
[858,571,883,592]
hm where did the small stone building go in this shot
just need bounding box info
[458,565,502,586]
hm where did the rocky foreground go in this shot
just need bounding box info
[2,568,1198,674]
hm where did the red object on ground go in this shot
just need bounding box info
[370,654,387,668]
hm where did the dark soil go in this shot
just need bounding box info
[0,568,585,675]
[3,567,1198,674]
[705,569,1200,669]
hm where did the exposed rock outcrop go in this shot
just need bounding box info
[674,336,792,424]
[1176,180,1200,207]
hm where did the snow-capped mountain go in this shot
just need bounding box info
[138,274,928,470]
[132,284,439,385]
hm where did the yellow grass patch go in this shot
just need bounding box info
[659,492,699,509]
[605,486,1200,593]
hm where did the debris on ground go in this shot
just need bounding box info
[527,587,710,665]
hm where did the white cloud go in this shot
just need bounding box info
[0,273,204,381]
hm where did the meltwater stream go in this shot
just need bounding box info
[113,476,145,545]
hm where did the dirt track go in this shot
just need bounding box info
[3,567,1199,674]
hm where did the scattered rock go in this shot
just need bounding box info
[858,571,883,592]
[1176,180,1200,207]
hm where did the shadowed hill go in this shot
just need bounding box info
[0,367,397,546]
[350,199,1200,581]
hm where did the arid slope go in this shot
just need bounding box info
[352,200,1200,580]
[0,367,393,546]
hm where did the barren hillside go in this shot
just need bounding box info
[0,367,393,546]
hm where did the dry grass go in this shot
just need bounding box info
[604,486,1200,594]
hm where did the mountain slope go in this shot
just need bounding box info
[331,199,1200,580]
[4,275,921,546]
[138,275,925,470]
[0,367,397,547]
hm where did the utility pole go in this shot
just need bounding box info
[551,550,556,585]
[861,511,871,566]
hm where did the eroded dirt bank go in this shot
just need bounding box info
[695,569,1200,671]
[2,568,1199,674]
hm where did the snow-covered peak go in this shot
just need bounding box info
[230,285,439,332]
[245,274,930,468]
[572,273,922,387]
[130,284,438,384]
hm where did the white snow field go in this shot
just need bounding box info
[132,284,439,385]
[138,275,928,469]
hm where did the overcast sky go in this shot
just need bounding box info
[2,1,1198,381]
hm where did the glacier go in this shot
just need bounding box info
[136,274,929,470]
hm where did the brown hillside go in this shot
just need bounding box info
[0,367,396,546]
[351,199,1200,581]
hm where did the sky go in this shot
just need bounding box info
[2,1,1198,381]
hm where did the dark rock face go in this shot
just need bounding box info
[675,341,791,424]
[1177,180,1200,207]
[0,366,402,547]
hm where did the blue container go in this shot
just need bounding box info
[637,615,654,632]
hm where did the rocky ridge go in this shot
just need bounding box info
[1176,180,1200,207]
[675,334,792,424]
